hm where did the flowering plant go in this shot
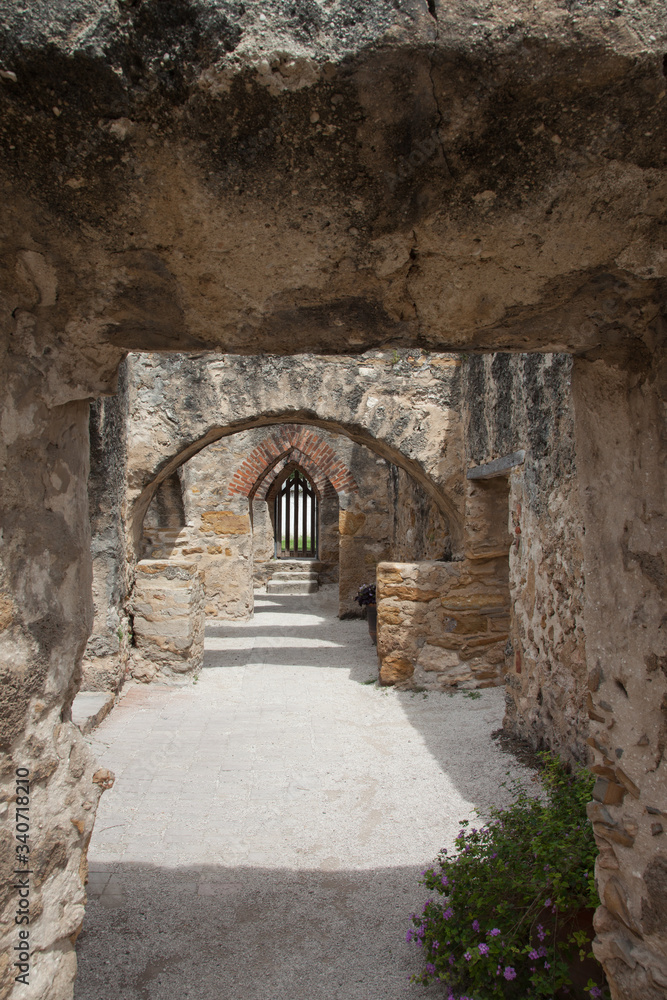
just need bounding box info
[354,583,376,606]
[407,754,608,999]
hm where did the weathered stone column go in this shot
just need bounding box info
[572,348,667,999]
[129,560,205,682]
[0,375,108,999]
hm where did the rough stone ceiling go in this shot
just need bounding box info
[1,0,665,402]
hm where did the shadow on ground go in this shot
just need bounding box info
[75,862,443,1000]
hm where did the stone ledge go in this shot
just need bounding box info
[71,691,115,734]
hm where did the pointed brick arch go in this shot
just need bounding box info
[255,453,337,502]
[227,425,357,501]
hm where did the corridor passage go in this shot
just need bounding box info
[75,586,529,1000]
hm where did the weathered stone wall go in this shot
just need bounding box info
[391,466,453,563]
[81,363,131,693]
[572,351,667,1000]
[0,378,112,1000]
[129,560,205,683]
[143,472,186,533]
[125,351,465,555]
[377,559,510,689]
[462,353,588,763]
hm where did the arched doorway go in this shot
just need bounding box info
[273,466,318,559]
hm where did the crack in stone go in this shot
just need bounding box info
[426,1,453,182]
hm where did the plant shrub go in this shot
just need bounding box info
[407,755,608,999]
[354,583,376,606]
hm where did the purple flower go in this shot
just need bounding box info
[441,876,449,887]
[464,951,472,962]
[425,963,436,975]
[504,967,517,981]
[544,898,552,908]
[529,950,539,961]
[432,940,439,950]
[537,923,546,942]
[443,907,453,921]
[589,988,603,999]
[544,961,550,970]
[405,929,413,943]
[488,928,501,937]
[472,919,480,932]
[478,943,489,956]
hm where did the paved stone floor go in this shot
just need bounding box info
[75,587,529,1000]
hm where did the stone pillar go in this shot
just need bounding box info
[572,352,667,999]
[0,382,108,999]
[129,560,205,682]
[376,559,510,688]
[81,368,131,693]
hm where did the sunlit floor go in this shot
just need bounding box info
[75,586,528,1000]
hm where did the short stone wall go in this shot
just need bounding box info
[129,560,205,682]
[142,521,253,620]
[376,559,510,689]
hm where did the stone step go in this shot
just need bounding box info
[270,571,318,582]
[266,580,319,595]
[272,560,320,572]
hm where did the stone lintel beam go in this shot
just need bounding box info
[466,450,526,481]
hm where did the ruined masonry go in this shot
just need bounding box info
[0,2,665,999]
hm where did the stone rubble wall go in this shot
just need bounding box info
[126,351,465,554]
[462,354,588,764]
[128,561,205,683]
[0,383,113,1000]
[572,356,667,1000]
[376,559,510,689]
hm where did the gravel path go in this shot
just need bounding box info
[75,586,530,1000]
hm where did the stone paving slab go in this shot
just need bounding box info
[75,586,532,1000]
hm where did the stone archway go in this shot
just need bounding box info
[130,414,452,625]
[1,6,666,996]
[229,424,358,502]
[226,424,358,599]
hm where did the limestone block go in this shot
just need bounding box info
[379,652,414,686]
[129,560,204,682]
[415,644,461,672]
[201,511,251,534]
[339,510,366,535]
